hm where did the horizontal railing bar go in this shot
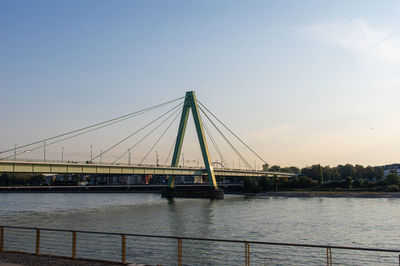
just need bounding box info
[2,225,400,253]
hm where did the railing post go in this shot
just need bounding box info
[72,231,77,259]
[121,234,126,264]
[326,247,332,266]
[0,226,4,252]
[177,238,182,266]
[35,229,40,255]
[245,242,250,266]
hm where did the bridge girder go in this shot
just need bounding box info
[0,161,295,178]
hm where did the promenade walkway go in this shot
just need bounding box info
[0,251,130,266]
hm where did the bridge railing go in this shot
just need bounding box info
[1,225,398,265]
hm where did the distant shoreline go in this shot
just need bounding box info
[250,191,400,198]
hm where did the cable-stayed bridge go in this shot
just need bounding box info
[0,91,294,198]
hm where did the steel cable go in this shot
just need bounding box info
[202,119,228,168]
[0,97,184,155]
[199,106,253,170]
[139,109,182,165]
[92,102,183,162]
[111,104,183,164]
[197,100,266,164]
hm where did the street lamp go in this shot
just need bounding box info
[44,141,46,162]
[61,147,64,163]
[155,150,159,166]
[90,145,92,163]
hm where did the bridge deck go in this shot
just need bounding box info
[0,161,294,177]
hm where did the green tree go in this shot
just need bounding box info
[258,176,270,190]
[281,166,300,174]
[262,163,269,171]
[269,165,281,172]
[297,176,313,188]
[364,166,375,181]
[385,173,400,186]
[323,166,332,182]
[310,165,323,184]
[374,167,384,181]
[243,177,261,192]
[330,168,341,182]
[355,164,364,179]
[272,174,279,192]
[352,178,362,188]
[289,166,300,174]
[301,167,311,177]
[344,176,352,188]
[343,164,357,178]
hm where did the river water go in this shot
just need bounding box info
[0,193,399,265]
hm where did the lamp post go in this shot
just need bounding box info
[90,145,92,163]
[155,150,159,166]
[61,147,64,163]
[128,150,131,165]
[14,144,16,161]
[44,141,46,162]
[100,150,103,164]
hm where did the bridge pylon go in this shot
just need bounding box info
[164,91,223,198]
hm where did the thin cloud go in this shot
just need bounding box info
[300,18,400,64]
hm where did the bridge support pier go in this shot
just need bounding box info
[161,187,224,199]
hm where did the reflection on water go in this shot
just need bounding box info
[1,193,400,251]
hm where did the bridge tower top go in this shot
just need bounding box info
[167,91,218,188]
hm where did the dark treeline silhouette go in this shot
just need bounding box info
[240,163,400,193]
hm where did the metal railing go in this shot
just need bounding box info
[0,225,399,265]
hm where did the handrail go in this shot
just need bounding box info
[2,225,399,254]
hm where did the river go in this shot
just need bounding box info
[0,193,399,265]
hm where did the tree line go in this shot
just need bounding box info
[240,163,400,192]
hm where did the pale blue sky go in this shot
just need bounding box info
[1,0,400,167]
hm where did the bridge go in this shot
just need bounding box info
[0,91,295,198]
[0,160,292,178]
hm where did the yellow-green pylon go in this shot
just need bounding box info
[167,91,218,188]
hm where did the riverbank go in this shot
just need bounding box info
[251,191,400,198]
[0,251,127,266]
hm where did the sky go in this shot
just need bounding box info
[1,0,400,168]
